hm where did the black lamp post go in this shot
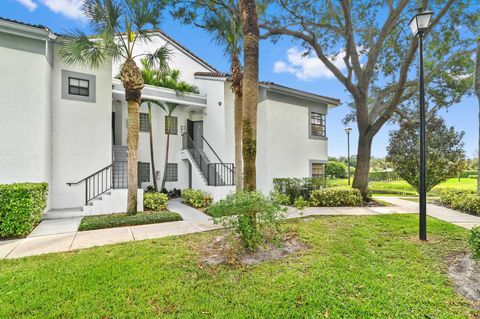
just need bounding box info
[409,9,433,241]
[345,128,352,186]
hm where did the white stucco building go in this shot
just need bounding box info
[0,18,340,215]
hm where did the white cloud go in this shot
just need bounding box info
[40,0,85,21]
[15,0,38,11]
[273,47,347,81]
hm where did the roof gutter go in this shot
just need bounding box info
[260,82,341,106]
[0,19,56,42]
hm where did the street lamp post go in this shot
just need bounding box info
[345,128,352,186]
[409,9,433,241]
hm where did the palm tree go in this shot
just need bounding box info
[140,59,198,191]
[201,1,244,192]
[239,0,259,191]
[58,0,169,214]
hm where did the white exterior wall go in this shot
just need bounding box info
[112,34,212,83]
[256,94,329,193]
[50,48,113,209]
[0,35,53,208]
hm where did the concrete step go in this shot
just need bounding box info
[43,207,85,220]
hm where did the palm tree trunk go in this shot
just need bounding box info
[127,100,140,213]
[161,131,171,190]
[120,58,144,214]
[240,0,259,192]
[234,92,243,192]
[148,103,158,191]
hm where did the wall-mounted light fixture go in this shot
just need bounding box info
[180,125,186,134]
[218,101,222,106]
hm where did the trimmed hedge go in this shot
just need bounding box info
[182,189,213,208]
[144,192,169,211]
[310,187,363,207]
[79,211,182,231]
[459,170,478,179]
[439,190,480,216]
[0,183,48,237]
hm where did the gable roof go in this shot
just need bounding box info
[0,17,57,40]
[194,72,341,106]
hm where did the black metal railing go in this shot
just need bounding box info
[67,164,113,205]
[182,133,235,186]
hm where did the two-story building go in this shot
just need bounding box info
[0,17,340,216]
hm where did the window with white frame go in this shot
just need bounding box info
[140,113,150,132]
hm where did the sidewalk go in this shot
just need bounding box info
[1,198,478,260]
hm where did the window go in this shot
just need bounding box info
[165,163,178,182]
[310,111,326,137]
[311,162,326,179]
[68,77,89,96]
[140,113,150,132]
[62,70,96,103]
[138,162,150,186]
[165,116,178,135]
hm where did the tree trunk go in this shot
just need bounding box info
[240,0,259,192]
[475,39,480,194]
[234,93,243,192]
[161,128,171,191]
[148,103,158,191]
[120,58,144,215]
[352,132,373,199]
[127,100,140,213]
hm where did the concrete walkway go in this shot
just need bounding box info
[1,198,479,260]
[378,197,480,230]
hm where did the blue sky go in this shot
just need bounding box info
[4,0,478,158]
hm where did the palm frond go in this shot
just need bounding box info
[58,30,109,68]
[143,44,172,71]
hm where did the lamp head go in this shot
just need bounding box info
[409,9,433,36]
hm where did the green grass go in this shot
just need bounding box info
[78,211,182,231]
[0,215,477,318]
[326,177,477,196]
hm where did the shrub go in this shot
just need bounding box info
[293,196,308,210]
[182,189,213,208]
[310,187,363,207]
[368,171,401,181]
[209,192,287,251]
[273,177,326,203]
[269,191,291,206]
[0,183,48,237]
[439,190,480,216]
[161,188,182,199]
[459,170,478,178]
[144,192,169,211]
[468,227,480,260]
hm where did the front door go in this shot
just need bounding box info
[192,121,203,150]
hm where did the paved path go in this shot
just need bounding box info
[378,197,480,230]
[1,198,479,260]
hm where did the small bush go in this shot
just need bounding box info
[0,183,48,237]
[270,191,291,205]
[468,227,480,260]
[209,192,287,251]
[161,188,182,199]
[79,211,182,231]
[144,192,169,211]
[182,189,213,208]
[293,196,308,210]
[310,187,363,207]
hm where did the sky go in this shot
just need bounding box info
[3,0,478,159]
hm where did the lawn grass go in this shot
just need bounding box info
[327,177,477,196]
[0,215,477,318]
[78,211,182,231]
